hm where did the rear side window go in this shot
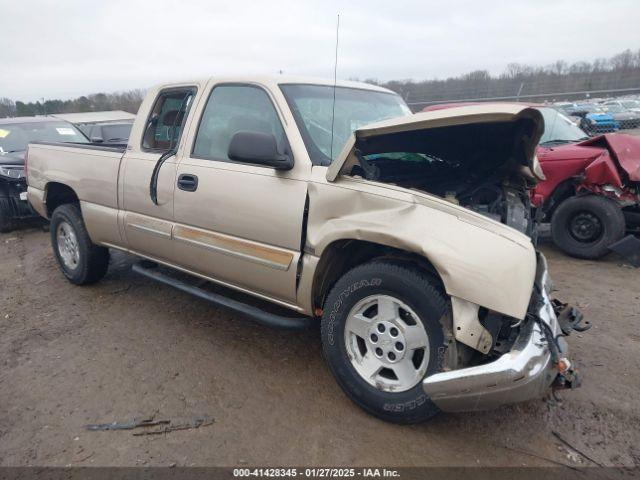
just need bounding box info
[142,88,196,151]
[192,85,286,162]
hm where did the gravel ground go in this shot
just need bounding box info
[0,227,639,468]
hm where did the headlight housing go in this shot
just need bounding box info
[0,165,25,179]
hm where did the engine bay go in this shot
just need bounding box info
[347,118,540,238]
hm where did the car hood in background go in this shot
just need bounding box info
[327,103,545,181]
[0,151,25,166]
[578,134,640,181]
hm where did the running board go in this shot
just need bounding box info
[131,263,312,330]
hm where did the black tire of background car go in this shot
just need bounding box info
[50,203,110,285]
[320,261,447,424]
[0,197,16,233]
[551,195,626,259]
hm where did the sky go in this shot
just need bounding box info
[0,0,638,102]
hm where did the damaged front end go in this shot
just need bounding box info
[316,105,591,411]
[423,253,588,412]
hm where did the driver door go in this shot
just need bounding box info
[172,82,308,305]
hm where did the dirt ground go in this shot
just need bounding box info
[0,226,639,468]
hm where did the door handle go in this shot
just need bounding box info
[177,174,198,192]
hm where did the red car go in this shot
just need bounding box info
[423,103,640,259]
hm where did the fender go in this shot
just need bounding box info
[305,174,536,323]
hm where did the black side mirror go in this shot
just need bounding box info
[572,110,588,118]
[227,131,293,170]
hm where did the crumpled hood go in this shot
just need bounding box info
[0,150,25,166]
[326,103,545,181]
[577,133,640,181]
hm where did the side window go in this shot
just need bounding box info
[142,88,195,151]
[192,85,286,162]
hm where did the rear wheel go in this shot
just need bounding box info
[320,261,448,424]
[551,195,625,259]
[50,204,110,284]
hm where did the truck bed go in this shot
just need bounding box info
[26,141,126,218]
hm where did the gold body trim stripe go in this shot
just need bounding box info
[128,223,172,238]
[173,225,293,271]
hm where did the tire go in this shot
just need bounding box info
[551,195,625,259]
[0,197,15,233]
[50,203,110,284]
[320,261,448,424]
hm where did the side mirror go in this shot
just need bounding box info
[227,131,293,170]
[91,136,104,143]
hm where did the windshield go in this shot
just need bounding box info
[538,107,589,144]
[0,120,88,153]
[280,84,411,165]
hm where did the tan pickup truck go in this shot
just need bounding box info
[26,76,588,423]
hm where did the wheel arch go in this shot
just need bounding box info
[541,178,579,221]
[45,182,80,217]
[310,238,446,314]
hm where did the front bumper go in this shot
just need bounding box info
[423,253,576,412]
[0,178,38,220]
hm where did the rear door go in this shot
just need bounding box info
[172,81,309,305]
[120,85,198,261]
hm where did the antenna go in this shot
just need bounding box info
[329,14,340,161]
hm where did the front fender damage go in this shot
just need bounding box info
[305,173,537,353]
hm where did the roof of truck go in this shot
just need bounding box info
[153,75,396,95]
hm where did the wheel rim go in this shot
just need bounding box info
[344,295,430,393]
[56,221,80,270]
[569,211,603,243]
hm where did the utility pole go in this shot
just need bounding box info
[41,97,46,116]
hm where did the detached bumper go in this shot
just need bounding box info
[423,254,575,412]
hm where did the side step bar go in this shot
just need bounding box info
[132,263,313,330]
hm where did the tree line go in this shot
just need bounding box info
[0,90,145,118]
[377,48,640,110]
[1,48,639,118]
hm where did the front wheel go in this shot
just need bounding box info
[50,203,110,284]
[320,261,449,424]
[551,195,625,259]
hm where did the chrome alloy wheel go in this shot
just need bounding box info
[56,221,80,270]
[344,295,430,392]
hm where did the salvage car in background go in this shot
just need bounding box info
[52,111,135,145]
[599,103,640,129]
[571,103,620,134]
[601,98,640,114]
[0,117,88,232]
[25,76,586,424]
[424,103,640,259]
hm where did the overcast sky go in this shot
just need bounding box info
[0,0,638,102]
